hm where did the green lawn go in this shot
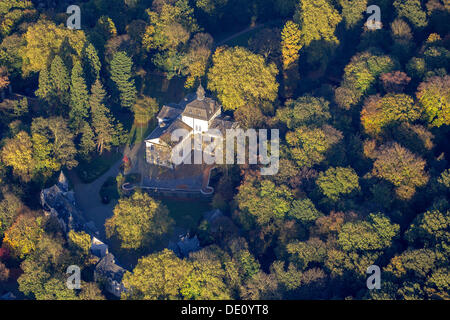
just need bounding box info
[162,198,212,231]
[128,118,157,145]
[109,197,212,269]
[141,73,187,106]
[222,27,263,47]
[99,176,120,203]
[76,151,123,184]
[219,20,283,48]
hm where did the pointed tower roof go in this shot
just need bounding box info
[57,171,69,192]
[196,84,205,101]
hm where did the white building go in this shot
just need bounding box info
[145,85,236,168]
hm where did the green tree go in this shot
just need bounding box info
[286,238,327,270]
[0,1,34,38]
[90,79,121,154]
[406,209,449,252]
[416,75,450,127]
[17,258,51,299]
[181,33,213,88]
[207,47,278,111]
[288,198,323,226]
[35,67,53,102]
[39,277,78,300]
[393,0,428,28]
[69,61,90,130]
[316,167,360,201]
[143,0,199,52]
[1,131,33,181]
[236,177,293,225]
[105,191,174,250]
[133,96,159,127]
[276,95,331,129]
[82,43,101,88]
[0,34,25,77]
[79,122,96,159]
[68,230,91,258]
[0,190,22,237]
[22,20,86,75]
[31,117,78,170]
[143,0,199,76]
[335,52,396,109]
[337,213,400,251]
[32,132,60,178]
[294,0,342,46]
[110,51,137,109]
[339,0,368,29]
[17,233,75,300]
[49,56,70,107]
[79,282,106,300]
[122,249,191,299]
[181,248,231,299]
[286,125,343,168]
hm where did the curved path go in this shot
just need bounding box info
[67,144,140,238]
[215,19,283,47]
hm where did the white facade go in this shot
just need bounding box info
[145,86,227,168]
[181,116,209,134]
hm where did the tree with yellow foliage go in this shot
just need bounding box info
[0,131,33,182]
[3,213,44,258]
[207,47,278,111]
[22,20,86,75]
[372,143,429,200]
[281,20,302,98]
[416,75,450,127]
[122,249,191,299]
[281,21,302,71]
[105,191,173,250]
[294,0,342,46]
[361,94,421,136]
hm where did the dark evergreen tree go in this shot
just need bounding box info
[49,56,70,107]
[110,51,137,109]
[69,61,90,131]
[90,79,120,154]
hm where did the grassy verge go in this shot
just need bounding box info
[76,151,122,184]
[162,198,212,231]
[128,119,157,146]
[142,74,187,105]
[99,176,120,203]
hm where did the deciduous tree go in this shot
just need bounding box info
[207,47,278,111]
[122,249,191,299]
[236,177,293,225]
[105,191,173,250]
[286,125,343,168]
[416,75,450,127]
[337,213,400,251]
[316,167,360,201]
[372,143,429,200]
